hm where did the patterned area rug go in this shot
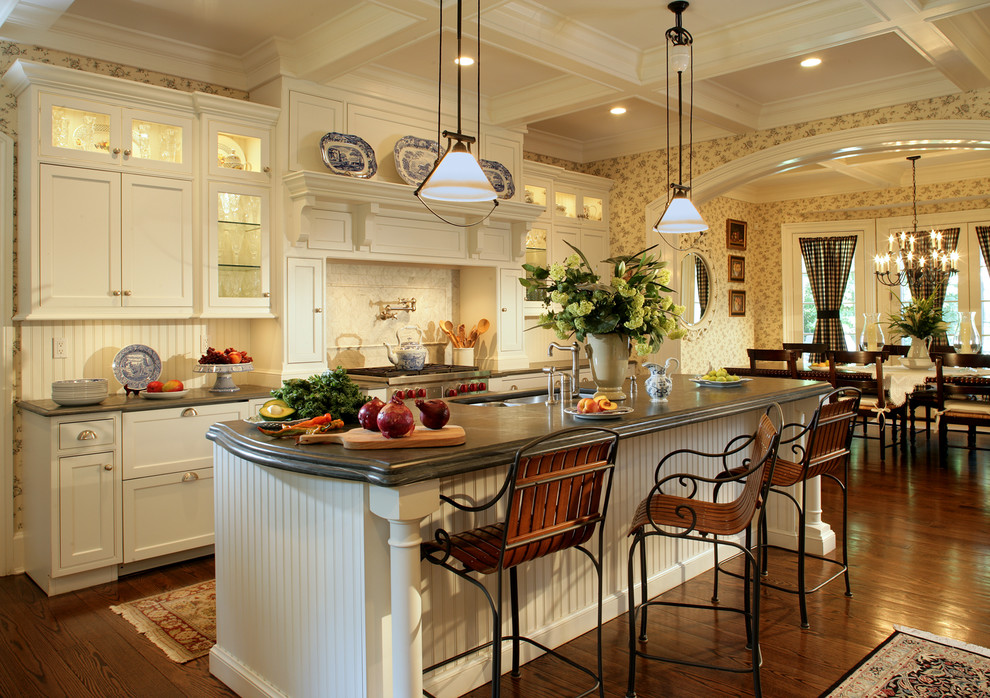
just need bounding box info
[821,626,990,696]
[110,580,216,663]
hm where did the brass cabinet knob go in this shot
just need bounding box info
[501,307,507,312]
[181,407,198,417]
[123,149,131,156]
[263,166,271,174]
[103,463,113,471]
[263,291,271,298]
[314,307,323,313]
[112,290,121,296]
[123,290,132,296]
[112,148,121,155]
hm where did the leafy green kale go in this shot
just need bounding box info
[270,367,370,423]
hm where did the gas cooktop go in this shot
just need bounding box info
[346,364,482,379]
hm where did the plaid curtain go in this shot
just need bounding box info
[906,227,960,311]
[695,255,709,317]
[977,225,990,273]
[800,235,857,359]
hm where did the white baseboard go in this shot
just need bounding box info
[210,646,290,698]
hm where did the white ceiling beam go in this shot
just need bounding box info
[489,74,620,127]
[819,159,900,188]
[4,0,72,31]
[931,11,990,84]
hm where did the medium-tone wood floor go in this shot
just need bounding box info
[1,425,987,698]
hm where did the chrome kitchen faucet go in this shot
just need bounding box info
[548,341,581,398]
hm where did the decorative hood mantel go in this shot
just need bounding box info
[283,171,543,265]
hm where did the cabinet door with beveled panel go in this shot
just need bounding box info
[206,181,271,314]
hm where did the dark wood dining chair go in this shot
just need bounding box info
[625,405,782,698]
[713,388,861,629]
[935,353,990,460]
[827,350,905,462]
[748,348,798,378]
[783,342,828,364]
[421,427,619,698]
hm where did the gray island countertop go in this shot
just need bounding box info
[207,375,829,487]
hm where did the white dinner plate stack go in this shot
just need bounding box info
[51,378,109,406]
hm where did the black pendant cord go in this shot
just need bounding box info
[456,0,463,136]
[476,0,481,158]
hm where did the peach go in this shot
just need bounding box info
[577,397,601,414]
[162,379,184,392]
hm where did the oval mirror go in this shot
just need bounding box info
[679,252,713,328]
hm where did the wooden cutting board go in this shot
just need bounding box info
[296,424,465,449]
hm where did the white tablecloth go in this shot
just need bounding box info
[885,365,990,407]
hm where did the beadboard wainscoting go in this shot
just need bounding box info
[209,393,821,698]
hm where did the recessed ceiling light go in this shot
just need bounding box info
[455,56,474,66]
[800,57,822,68]
[610,106,627,115]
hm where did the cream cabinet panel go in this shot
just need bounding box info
[579,228,610,279]
[40,165,120,310]
[123,467,214,563]
[499,267,524,354]
[120,174,194,307]
[57,451,120,572]
[286,257,325,364]
[39,165,192,315]
[122,402,242,480]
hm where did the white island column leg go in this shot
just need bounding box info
[369,480,440,698]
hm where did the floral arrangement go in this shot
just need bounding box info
[520,242,687,355]
[885,292,949,340]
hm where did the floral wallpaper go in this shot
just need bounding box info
[3,42,248,534]
[528,84,990,373]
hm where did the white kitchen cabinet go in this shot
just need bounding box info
[39,92,193,175]
[38,164,193,315]
[499,267,525,354]
[206,119,272,184]
[21,394,265,595]
[22,411,123,595]
[286,257,326,364]
[204,182,271,314]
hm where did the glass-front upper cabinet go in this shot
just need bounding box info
[40,94,193,174]
[524,227,548,304]
[207,120,271,183]
[554,188,605,223]
[208,183,270,313]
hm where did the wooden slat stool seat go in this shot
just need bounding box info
[624,406,782,698]
[713,388,861,629]
[421,427,619,698]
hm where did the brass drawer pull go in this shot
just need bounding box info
[77,429,97,440]
[181,407,198,417]
[181,472,199,482]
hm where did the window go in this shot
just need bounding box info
[800,258,856,348]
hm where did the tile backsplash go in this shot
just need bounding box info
[325,261,458,368]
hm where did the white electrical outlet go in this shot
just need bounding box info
[201,334,210,353]
[52,337,68,359]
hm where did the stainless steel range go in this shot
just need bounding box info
[347,364,491,401]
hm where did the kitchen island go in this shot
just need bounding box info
[207,376,831,698]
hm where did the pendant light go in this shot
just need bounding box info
[653,1,708,235]
[416,0,498,215]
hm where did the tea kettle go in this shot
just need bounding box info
[383,325,428,371]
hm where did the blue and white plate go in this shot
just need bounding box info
[394,135,444,186]
[481,159,515,199]
[320,132,377,178]
[112,344,161,389]
[690,377,751,388]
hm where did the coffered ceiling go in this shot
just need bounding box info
[3,0,990,201]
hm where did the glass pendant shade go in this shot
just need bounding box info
[653,191,708,234]
[669,44,691,73]
[418,142,496,203]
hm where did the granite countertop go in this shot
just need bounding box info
[18,384,273,417]
[207,376,829,488]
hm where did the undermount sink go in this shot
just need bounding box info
[452,388,595,406]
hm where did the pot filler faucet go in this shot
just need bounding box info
[548,341,581,398]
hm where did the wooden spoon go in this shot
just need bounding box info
[440,320,459,347]
[476,318,491,336]
[467,328,479,347]
[457,324,467,347]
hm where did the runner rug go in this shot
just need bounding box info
[110,579,216,663]
[821,625,990,696]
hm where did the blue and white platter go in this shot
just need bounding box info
[320,132,377,178]
[481,159,515,199]
[394,135,443,186]
[111,344,161,389]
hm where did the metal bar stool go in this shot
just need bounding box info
[421,427,619,698]
[625,405,782,698]
[713,388,861,629]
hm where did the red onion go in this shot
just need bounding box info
[377,396,415,439]
[414,399,450,430]
[358,397,385,431]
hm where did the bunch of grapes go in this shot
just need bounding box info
[198,347,253,364]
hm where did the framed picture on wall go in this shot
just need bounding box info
[728,255,745,282]
[726,219,747,250]
[729,289,746,317]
